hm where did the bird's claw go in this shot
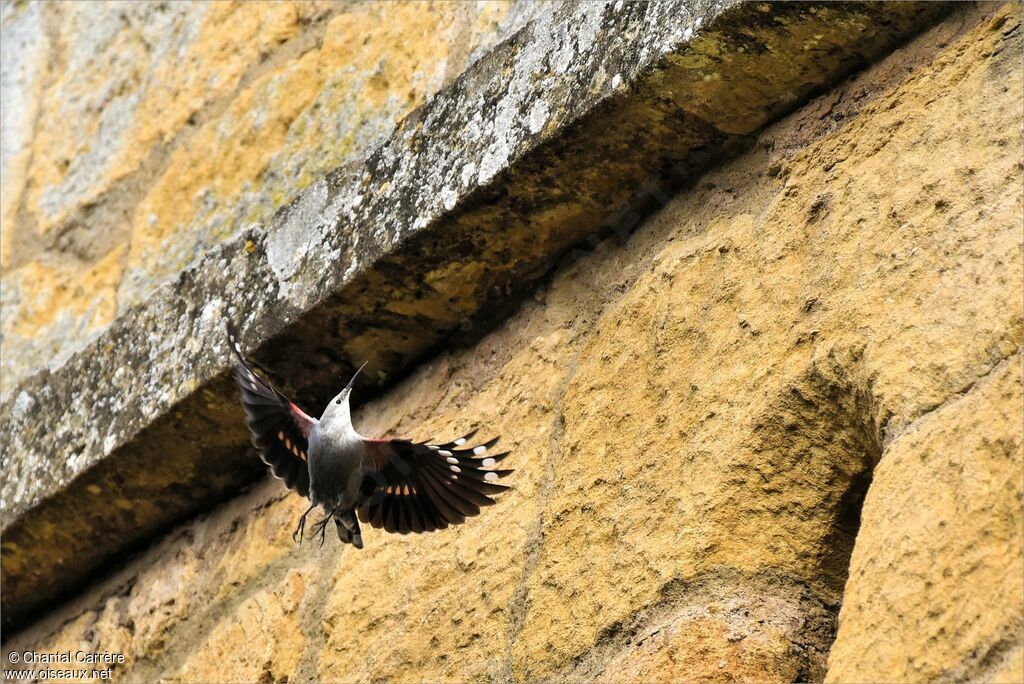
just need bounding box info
[292,503,316,545]
[310,512,333,548]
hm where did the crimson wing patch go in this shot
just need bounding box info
[357,434,512,534]
[227,321,315,497]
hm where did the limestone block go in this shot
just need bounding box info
[1,6,1019,684]
[0,0,532,395]
[826,359,1023,682]
[4,0,952,631]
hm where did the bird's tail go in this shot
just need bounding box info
[335,510,363,549]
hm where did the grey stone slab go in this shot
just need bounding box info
[0,0,951,630]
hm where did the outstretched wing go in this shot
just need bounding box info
[357,432,512,534]
[226,321,316,498]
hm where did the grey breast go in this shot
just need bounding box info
[308,426,365,508]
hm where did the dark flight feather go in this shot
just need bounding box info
[356,437,511,534]
[226,321,315,498]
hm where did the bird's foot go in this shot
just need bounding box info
[292,503,316,544]
[310,512,333,548]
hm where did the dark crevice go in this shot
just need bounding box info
[820,464,873,599]
[705,346,886,680]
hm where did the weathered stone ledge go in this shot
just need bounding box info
[0,0,951,630]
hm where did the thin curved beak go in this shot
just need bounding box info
[344,361,368,392]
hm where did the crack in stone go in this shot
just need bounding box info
[552,568,839,683]
[881,345,1023,450]
[937,625,1024,684]
[500,335,587,682]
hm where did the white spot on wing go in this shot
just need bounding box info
[439,450,452,457]
[473,446,487,455]
[485,472,499,482]
[446,457,459,464]
[481,457,495,468]
[454,438,467,445]
[450,465,461,473]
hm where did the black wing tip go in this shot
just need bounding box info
[357,433,515,536]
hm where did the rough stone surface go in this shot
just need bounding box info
[1,0,954,630]
[589,576,836,683]
[0,0,539,394]
[827,357,1023,682]
[2,5,1019,683]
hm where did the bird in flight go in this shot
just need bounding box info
[225,321,512,548]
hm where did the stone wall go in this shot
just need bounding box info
[1,2,1021,682]
[1,0,538,396]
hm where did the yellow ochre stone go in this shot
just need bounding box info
[4,245,125,346]
[23,2,332,237]
[1,0,519,396]
[1,4,1020,684]
[121,1,514,307]
[827,358,1023,683]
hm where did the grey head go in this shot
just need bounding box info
[318,361,368,434]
